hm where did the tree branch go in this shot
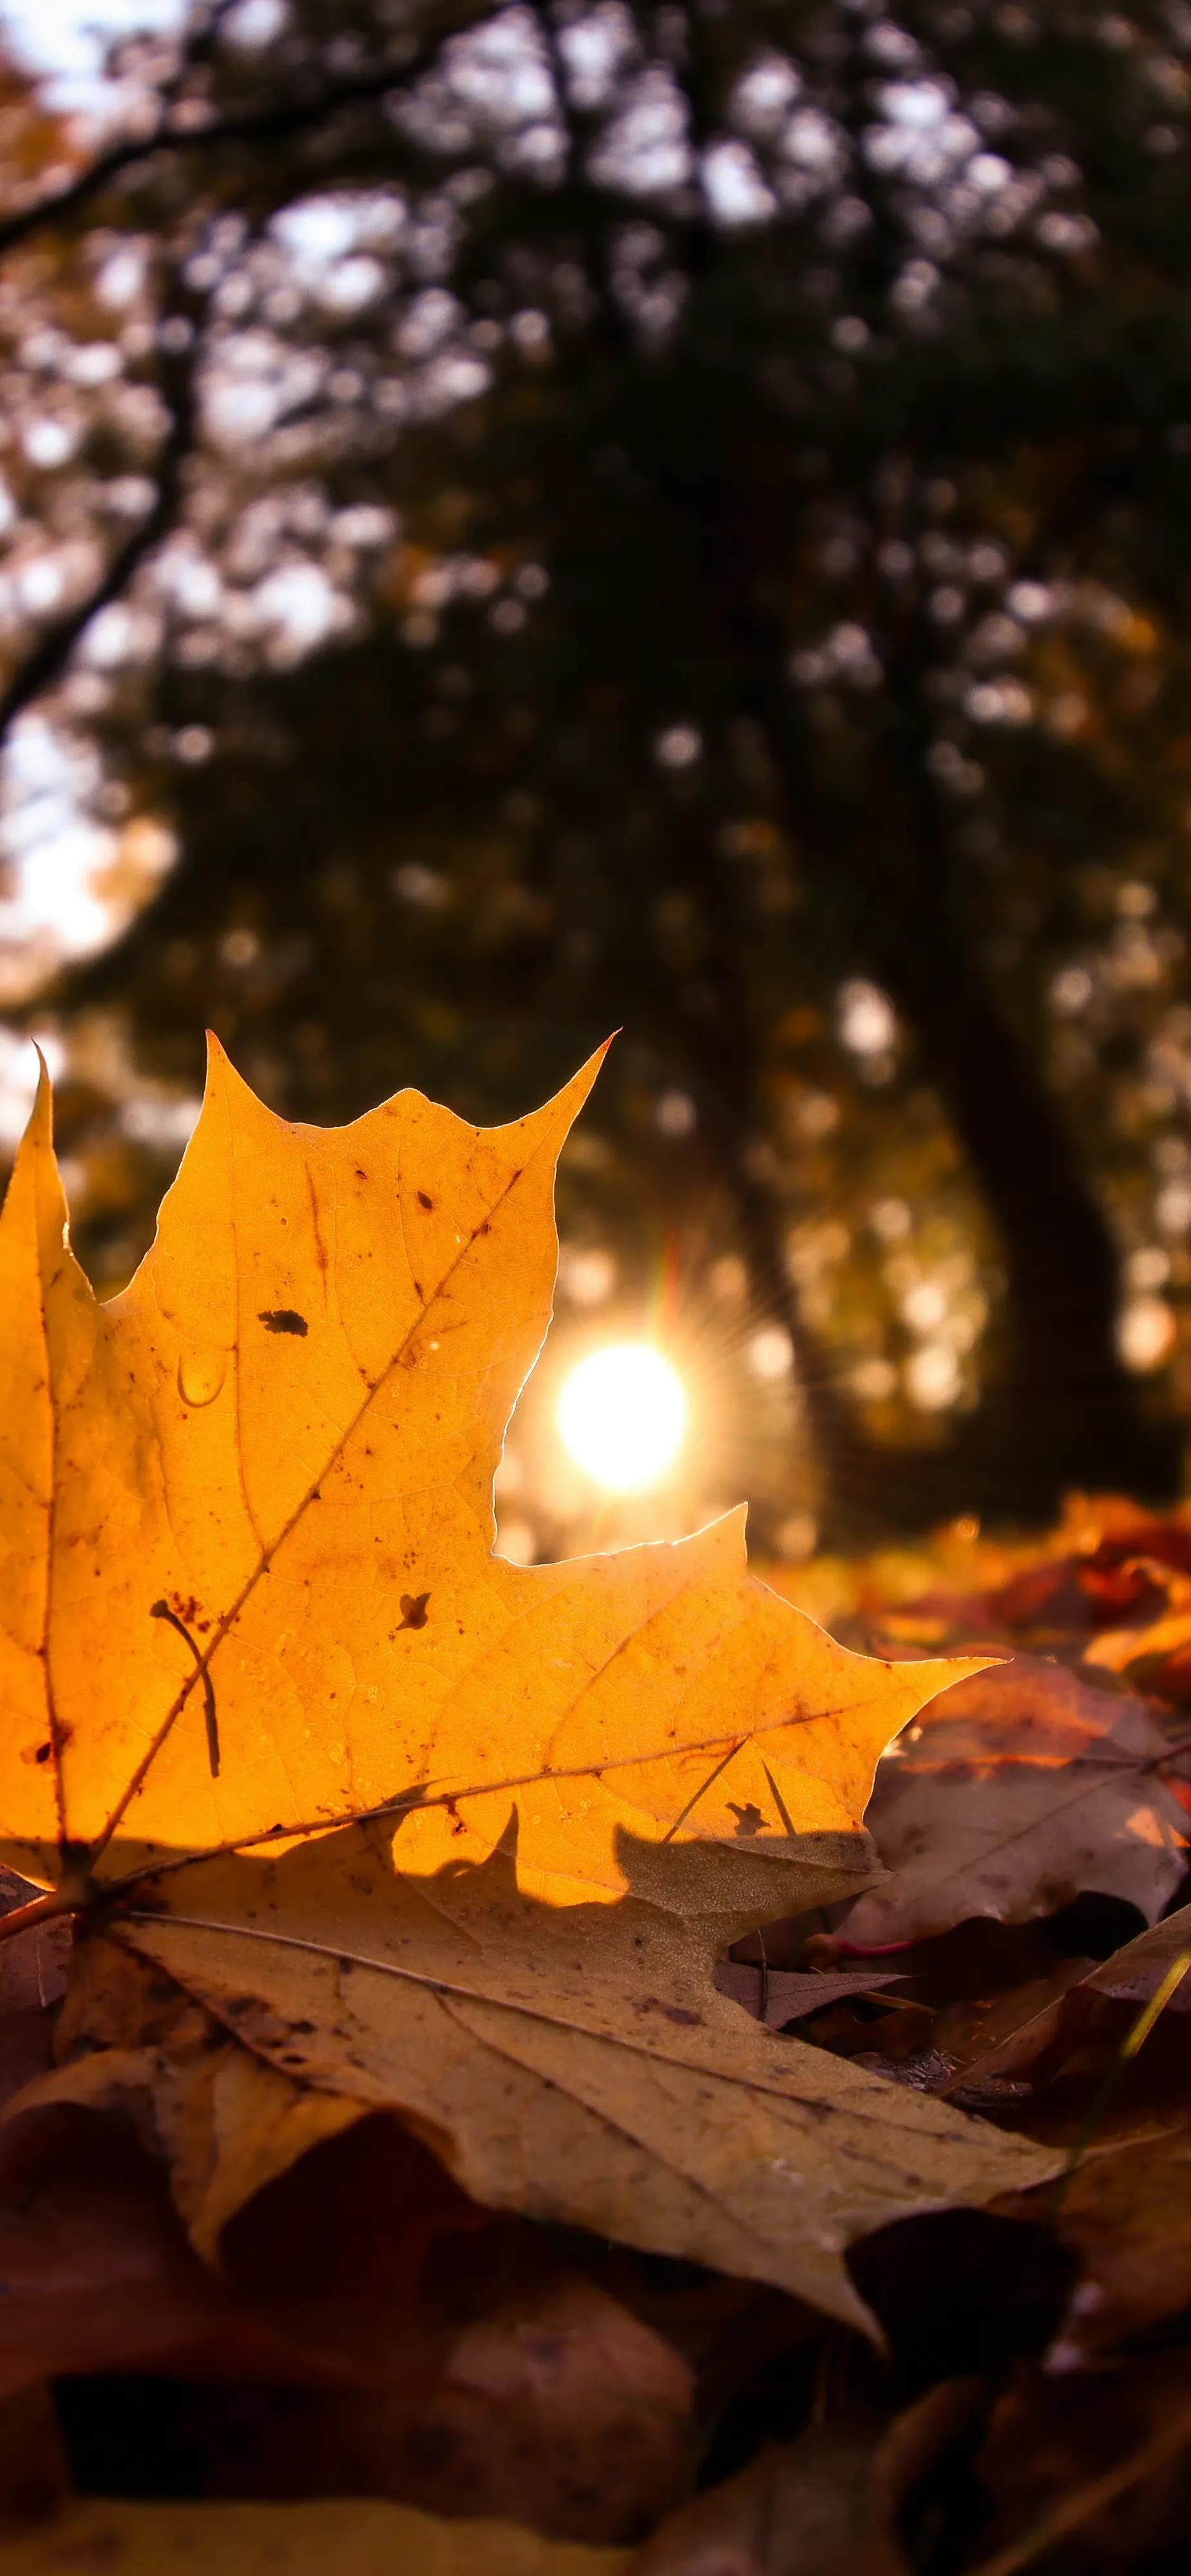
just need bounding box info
[0,7,486,260]
[0,270,206,750]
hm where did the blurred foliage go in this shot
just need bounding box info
[3,0,1191,1539]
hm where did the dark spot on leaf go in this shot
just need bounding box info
[729,1801,768,1837]
[417,1190,434,1210]
[33,1743,51,1765]
[663,2006,702,2025]
[259,1309,308,1336]
[399,1591,431,1631]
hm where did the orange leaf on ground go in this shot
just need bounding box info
[0,1048,1054,2324]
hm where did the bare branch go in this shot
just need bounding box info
[0,269,206,752]
[0,8,484,260]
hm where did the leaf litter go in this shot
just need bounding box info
[4,1060,1191,2566]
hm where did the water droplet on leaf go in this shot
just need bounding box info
[178,1347,227,1406]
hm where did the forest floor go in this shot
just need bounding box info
[6,1489,1191,2574]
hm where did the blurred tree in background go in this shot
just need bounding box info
[2,0,1191,1546]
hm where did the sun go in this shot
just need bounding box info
[557,1342,688,1494]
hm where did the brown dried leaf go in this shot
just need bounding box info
[958,1902,1191,2098]
[107,1824,1058,2336]
[838,1659,1188,1951]
[714,1962,904,2030]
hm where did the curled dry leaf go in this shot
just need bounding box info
[965,1911,1191,2364]
[0,1046,1053,2325]
[714,1962,904,2031]
[837,1658,1188,1952]
[960,1903,1191,2099]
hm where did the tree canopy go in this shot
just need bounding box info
[2,0,1191,1543]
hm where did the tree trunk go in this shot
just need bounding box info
[765,710,1183,1523]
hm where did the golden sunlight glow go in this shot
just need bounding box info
[557,1342,688,1493]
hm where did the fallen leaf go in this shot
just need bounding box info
[0,1044,973,1902]
[0,1048,1051,2325]
[1036,2124,1191,2366]
[0,2103,302,2397]
[0,2496,626,2576]
[834,1658,1188,1951]
[178,2270,696,2541]
[956,1902,1191,2100]
[874,2377,990,2558]
[631,2381,988,2576]
[106,1823,1053,2333]
[203,2114,786,2543]
[1085,1598,1191,1709]
[0,1873,68,2017]
[987,1551,1171,1643]
[0,2073,703,2545]
[632,2431,906,2576]
[974,2355,1191,2572]
[0,1876,69,2116]
[7,1927,367,2266]
[926,1958,1098,2083]
[714,1962,904,2029]
[16,2014,699,2544]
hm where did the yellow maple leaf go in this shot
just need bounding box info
[1,1038,970,1905]
[0,1046,1058,2325]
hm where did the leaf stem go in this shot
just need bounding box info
[0,1885,81,1944]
